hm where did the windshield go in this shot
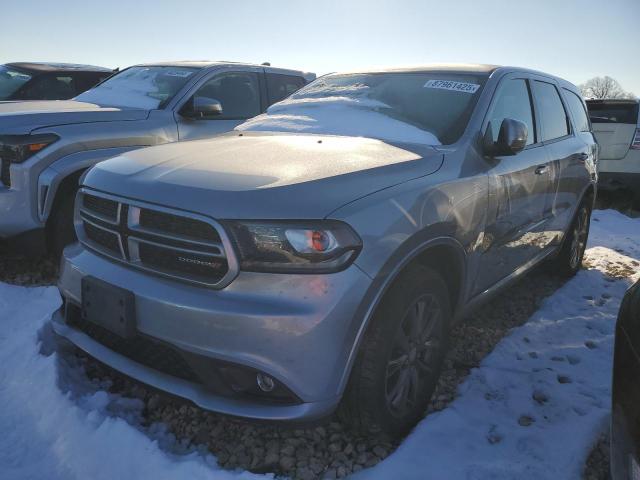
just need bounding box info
[238,72,487,145]
[75,66,198,109]
[0,66,33,100]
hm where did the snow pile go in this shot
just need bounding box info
[360,209,640,480]
[237,82,441,145]
[0,284,263,480]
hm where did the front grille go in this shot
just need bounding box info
[77,190,234,287]
[139,208,221,243]
[83,194,118,221]
[71,316,201,384]
[138,242,229,283]
[0,159,10,187]
[83,221,120,254]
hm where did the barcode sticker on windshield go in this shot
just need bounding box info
[165,71,194,78]
[424,80,480,94]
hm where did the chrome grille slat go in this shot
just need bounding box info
[128,206,223,250]
[129,236,225,259]
[75,189,238,288]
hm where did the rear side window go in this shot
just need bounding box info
[486,79,536,145]
[563,89,590,132]
[266,74,306,104]
[22,75,76,100]
[587,102,639,124]
[532,81,570,141]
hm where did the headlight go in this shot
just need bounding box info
[0,133,59,163]
[225,220,362,273]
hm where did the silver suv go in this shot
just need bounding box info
[54,65,597,437]
[0,61,313,254]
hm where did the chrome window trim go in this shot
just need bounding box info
[75,187,239,289]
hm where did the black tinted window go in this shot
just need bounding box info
[487,79,535,145]
[22,75,76,100]
[74,73,110,95]
[563,89,590,132]
[533,81,570,141]
[587,102,639,124]
[267,74,306,104]
[194,72,260,119]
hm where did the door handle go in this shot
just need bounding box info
[535,165,549,175]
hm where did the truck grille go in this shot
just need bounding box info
[77,190,236,288]
[0,159,10,187]
[83,193,118,221]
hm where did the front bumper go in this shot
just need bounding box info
[54,243,373,422]
[0,173,41,238]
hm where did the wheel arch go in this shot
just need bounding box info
[338,235,467,394]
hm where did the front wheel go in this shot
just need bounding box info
[340,265,450,438]
[551,202,591,277]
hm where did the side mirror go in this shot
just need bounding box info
[181,96,223,119]
[483,118,528,156]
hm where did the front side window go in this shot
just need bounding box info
[0,66,32,100]
[486,79,535,145]
[563,89,590,132]
[191,72,261,119]
[75,66,198,109]
[239,72,487,145]
[533,81,570,141]
[266,74,306,105]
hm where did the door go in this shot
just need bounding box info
[175,71,262,141]
[474,76,553,295]
[534,83,595,235]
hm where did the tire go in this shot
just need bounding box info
[48,192,77,258]
[550,201,591,277]
[340,265,451,438]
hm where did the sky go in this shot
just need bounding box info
[2,0,639,95]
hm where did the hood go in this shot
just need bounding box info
[83,132,443,219]
[0,100,149,134]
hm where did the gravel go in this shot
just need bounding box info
[0,251,58,286]
[583,434,611,480]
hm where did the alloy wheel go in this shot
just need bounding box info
[569,207,589,269]
[384,293,444,417]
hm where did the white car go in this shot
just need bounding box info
[587,99,640,206]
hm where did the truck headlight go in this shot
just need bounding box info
[225,220,362,273]
[0,133,59,163]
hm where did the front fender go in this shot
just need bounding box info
[37,146,145,221]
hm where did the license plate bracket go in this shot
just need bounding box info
[81,276,136,339]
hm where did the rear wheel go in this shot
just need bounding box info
[340,265,450,438]
[551,201,591,277]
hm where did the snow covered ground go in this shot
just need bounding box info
[1,209,638,480]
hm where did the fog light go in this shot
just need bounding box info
[256,373,275,392]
